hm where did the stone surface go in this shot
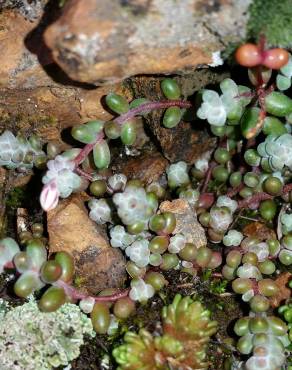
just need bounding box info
[114,149,168,185]
[0,84,133,141]
[159,199,207,248]
[0,8,133,139]
[127,73,219,163]
[47,194,127,294]
[270,272,292,308]
[44,0,250,85]
[243,222,276,241]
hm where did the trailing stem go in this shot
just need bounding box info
[238,183,292,208]
[114,100,192,125]
[56,279,129,302]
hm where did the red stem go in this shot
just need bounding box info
[201,161,216,193]
[75,167,94,181]
[238,183,292,209]
[73,100,191,181]
[56,279,129,302]
[227,183,244,198]
[114,100,192,125]
[74,132,104,167]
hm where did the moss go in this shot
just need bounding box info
[6,187,26,209]
[247,0,292,47]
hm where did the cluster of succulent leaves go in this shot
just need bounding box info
[71,78,184,171]
[87,172,223,302]
[278,289,292,344]
[0,236,74,311]
[1,44,292,370]
[113,294,218,369]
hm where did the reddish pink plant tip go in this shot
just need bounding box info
[40,180,60,212]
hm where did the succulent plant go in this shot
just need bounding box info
[0,131,45,170]
[113,294,218,369]
[234,313,289,370]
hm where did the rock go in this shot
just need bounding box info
[0,8,133,138]
[243,222,276,241]
[0,10,53,90]
[0,84,133,141]
[159,199,207,248]
[114,150,168,185]
[127,73,219,163]
[44,0,250,85]
[47,194,127,295]
[270,272,292,308]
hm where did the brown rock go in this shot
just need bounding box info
[0,8,133,137]
[44,0,250,85]
[47,194,126,294]
[159,199,207,248]
[0,10,53,90]
[115,150,168,185]
[270,272,292,308]
[0,83,132,141]
[127,74,219,163]
[243,222,276,241]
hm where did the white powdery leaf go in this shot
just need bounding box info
[179,188,200,206]
[223,229,243,247]
[107,315,119,335]
[129,279,154,302]
[248,242,269,262]
[113,185,150,225]
[109,225,136,249]
[0,130,44,170]
[197,90,227,126]
[166,161,190,188]
[42,155,81,198]
[242,289,254,302]
[125,239,150,267]
[216,196,238,214]
[79,297,95,314]
[281,213,292,232]
[237,263,262,280]
[209,207,233,232]
[108,173,127,192]
[168,234,186,253]
[88,199,112,224]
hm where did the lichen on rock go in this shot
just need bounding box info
[0,300,95,370]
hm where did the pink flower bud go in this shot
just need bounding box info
[40,180,60,211]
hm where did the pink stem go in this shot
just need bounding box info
[114,100,192,125]
[201,161,216,193]
[56,279,129,302]
[73,100,191,181]
[75,167,94,181]
[238,183,292,209]
[74,132,104,167]
[227,183,244,198]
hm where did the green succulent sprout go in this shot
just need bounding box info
[113,294,218,369]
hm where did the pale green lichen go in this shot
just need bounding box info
[0,301,95,370]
